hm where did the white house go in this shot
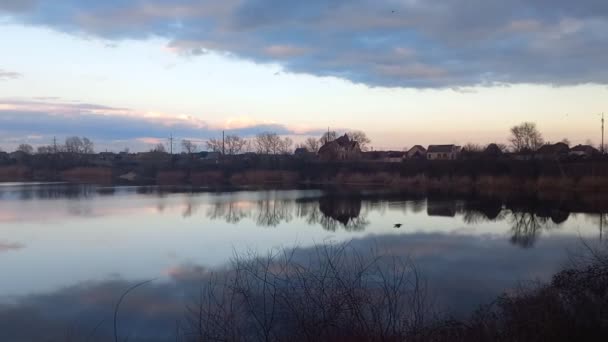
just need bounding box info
[427,145,461,160]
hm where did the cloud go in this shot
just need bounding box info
[0,240,25,253]
[1,1,608,88]
[0,69,21,80]
[0,98,325,151]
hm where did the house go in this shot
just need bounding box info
[385,151,405,162]
[318,134,362,161]
[407,145,427,159]
[427,145,461,160]
[483,143,504,158]
[199,151,221,162]
[0,151,9,164]
[535,143,570,160]
[569,144,598,158]
[9,150,30,163]
[294,147,308,155]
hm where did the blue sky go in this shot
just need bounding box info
[1,0,607,151]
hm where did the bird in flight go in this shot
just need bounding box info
[394,223,402,228]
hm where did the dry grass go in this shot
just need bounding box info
[61,167,112,184]
[156,171,186,185]
[0,166,31,181]
[190,171,225,186]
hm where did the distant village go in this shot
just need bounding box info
[0,124,604,169]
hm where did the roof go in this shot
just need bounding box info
[318,134,359,154]
[427,145,457,153]
[408,145,426,152]
[294,147,308,154]
[570,144,598,153]
[537,143,570,154]
[484,143,503,155]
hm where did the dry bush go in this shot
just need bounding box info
[183,243,430,342]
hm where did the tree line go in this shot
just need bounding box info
[1,123,600,156]
[9,136,95,155]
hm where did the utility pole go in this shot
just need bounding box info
[169,133,174,155]
[222,131,225,156]
[53,136,57,153]
[602,113,605,154]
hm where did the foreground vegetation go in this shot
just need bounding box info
[166,243,608,342]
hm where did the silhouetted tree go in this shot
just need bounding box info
[17,144,33,154]
[206,138,223,153]
[348,130,371,151]
[319,131,338,145]
[64,136,94,154]
[181,139,198,154]
[304,137,320,152]
[509,122,544,152]
[225,135,248,155]
[254,132,292,154]
[150,143,166,153]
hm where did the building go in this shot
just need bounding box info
[318,134,362,161]
[427,145,461,160]
[385,151,405,162]
[483,143,504,158]
[406,145,427,159]
[199,151,221,162]
[535,143,570,160]
[569,144,598,158]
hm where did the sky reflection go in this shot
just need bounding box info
[0,184,606,339]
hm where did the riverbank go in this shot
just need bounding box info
[3,162,608,198]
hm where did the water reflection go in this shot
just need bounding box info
[0,232,599,341]
[2,183,607,247]
[2,184,608,340]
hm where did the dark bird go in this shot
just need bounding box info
[391,10,396,13]
[394,223,402,228]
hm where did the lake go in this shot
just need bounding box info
[0,183,605,340]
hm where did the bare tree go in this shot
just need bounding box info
[181,139,198,154]
[279,137,293,154]
[463,143,483,152]
[150,143,166,153]
[255,132,280,154]
[82,137,94,154]
[225,135,248,155]
[64,136,94,154]
[319,131,338,145]
[560,138,571,146]
[304,137,320,152]
[206,138,223,153]
[348,130,371,151]
[64,136,83,153]
[509,122,544,152]
[254,132,294,155]
[17,144,33,154]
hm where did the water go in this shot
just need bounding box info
[0,183,605,340]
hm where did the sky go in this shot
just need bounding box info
[0,0,607,152]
